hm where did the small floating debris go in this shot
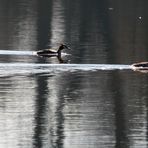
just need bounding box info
[108,7,114,11]
[131,62,148,73]
[138,16,142,20]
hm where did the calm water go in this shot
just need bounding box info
[0,0,148,148]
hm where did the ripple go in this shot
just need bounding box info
[0,63,131,76]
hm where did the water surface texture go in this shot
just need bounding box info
[0,0,148,148]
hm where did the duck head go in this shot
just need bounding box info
[58,44,71,51]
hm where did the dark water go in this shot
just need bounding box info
[0,0,148,148]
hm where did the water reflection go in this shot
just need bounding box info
[0,69,148,148]
[62,71,115,148]
[107,0,148,64]
[0,0,38,50]
[112,71,148,148]
[31,71,148,148]
[33,72,66,148]
[33,74,52,147]
[0,0,148,148]
[63,0,108,64]
[50,0,65,46]
[110,72,129,148]
[0,76,35,148]
[0,0,38,64]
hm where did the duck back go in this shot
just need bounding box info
[37,49,57,56]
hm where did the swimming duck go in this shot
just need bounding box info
[131,62,148,71]
[37,44,70,57]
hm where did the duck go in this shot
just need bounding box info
[37,44,70,57]
[131,62,148,71]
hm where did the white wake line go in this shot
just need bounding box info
[0,50,34,55]
[0,63,132,76]
[0,63,131,70]
[0,50,69,56]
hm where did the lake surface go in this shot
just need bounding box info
[0,0,148,148]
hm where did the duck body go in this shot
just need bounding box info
[37,44,70,57]
[37,49,58,57]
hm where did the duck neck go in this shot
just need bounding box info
[57,46,63,56]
